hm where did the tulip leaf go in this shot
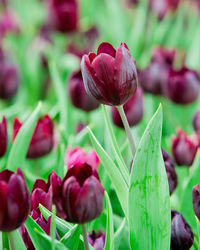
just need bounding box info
[8,230,26,250]
[7,102,42,171]
[51,205,56,250]
[60,225,81,250]
[87,127,129,218]
[104,192,114,250]
[114,218,126,250]
[129,105,171,250]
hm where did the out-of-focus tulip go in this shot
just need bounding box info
[0,116,7,157]
[88,230,105,250]
[111,86,143,128]
[68,70,100,112]
[81,42,138,106]
[61,163,104,224]
[192,184,200,220]
[65,146,100,170]
[47,0,78,33]
[164,67,200,105]
[193,110,200,136]
[172,130,199,167]
[76,123,85,133]
[171,210,193,250]
[0,168,30,232]
[13,115,54,159]
[0,11,19,40]
[162,149,177,195]
[139,47,175,95]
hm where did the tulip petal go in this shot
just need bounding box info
[0,181,8,229]
[192,185,200,220]
[97,42,116,57]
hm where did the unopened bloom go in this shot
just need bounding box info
[0,168,30,232]
[192,185,200,220]
[111,86,143,128]
[193,110,200,136]
[81,42,138,106]
[0,116,7,157]
[162,149,177,195]
[62,163,104,223]
[88,230,105,250]
[65,146,100,170]
[68,70,100,112]
[172,130,199,167]
[13,115,54,159]
[171,210,193,250]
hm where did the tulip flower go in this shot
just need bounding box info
[47,0,78,33]
[164,67,200,105]
[111,86,143,128]
[13,114,54,159]
[81,42,138,106]
[193,110,200,136]
[68,70,100,112]
[61,163,104,224]
[65,146,100,170]
[88,230,105,250]
[76,123,85,133]
[192,184,200,220]
[0,168,30,232]
[171,210,193,250]
[172,130,199,167]
[0,116,7,157]
[162,149,177,195]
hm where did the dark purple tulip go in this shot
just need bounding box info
[111,86,143,128]
[47,0,78,33]
[88,230,105,250]
[81,42,138,106]
[76,123,85,133]
[0,168,30,232]
[172,130,199,167]
[0,116,7,157]
[171,210,193,250]
[164,67,200,105]
[192,184,200,221]
[13,115,54,159]
[193,110,200,136]
[139,47,175,95]
[62,163,104,224]
[68,70,100,112]
[162,149,177,195]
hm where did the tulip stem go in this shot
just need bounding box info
[117,105,136,160]
[8,233,15,250]
[81,224,90,250]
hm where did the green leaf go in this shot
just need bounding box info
[60,225,81,250]
[114,218,126,250]
[104,192,114,250]
[51,205,56,250]
[87,127,128,218]
[7,102,42,171]
[129,105,171,250]
[8,230,26,250]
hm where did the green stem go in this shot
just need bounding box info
[8,233,15,250]
[117,105,136,159]
[81,224,89,250]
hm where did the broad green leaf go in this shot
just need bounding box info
[104,192,114,250]
[129,105,171,250]
[7,102,42,171]
[114,218,126,250]
[87,127,128,218]
[51,205,56,250]
[8,230,26,250]
[60,225,81,250]
[2,232,9,250]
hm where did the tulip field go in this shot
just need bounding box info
[1,0,200,249]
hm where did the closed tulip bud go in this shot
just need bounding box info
[192,185,200,220]
[47,0,78,33]
[0,116,7,157]
[0,168,30,232]
[88,230,105,250]
[111,86,143,128]
[76,123,85,133]
[81,42,138,106]
[164,67,200,105]
[172,130,199,167]
[193,110,200,136]
[65,146,100,170]
[68,70,100,112]
[171,210,193,250]
[13,114,54,159]
[62,163,104,224]
[162,149,177,195]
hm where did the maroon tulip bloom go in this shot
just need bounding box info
[0,116,7,157]
[47,0,78,33]
[172,130,199,167]
[88,230,105,250]
[192,184,200,221]
[171,210,193,250]
[193,110,200,136]
[62,163,104,224]
[139,47,175,95]
[81,42,138,106]
[162,149,177,195]
[13,115,54,159]
[0,168,30,232]
[68,70,100,112]
[111,86,143,128]
[164,67,200,105]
